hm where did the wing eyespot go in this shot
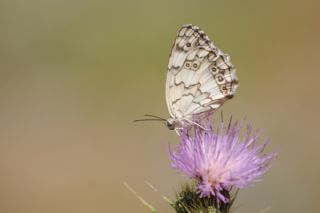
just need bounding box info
[191,61,200,71]
[215,73,226,84]
[210,65,219,74]
[220,85,229,95]
[184,61,192,69]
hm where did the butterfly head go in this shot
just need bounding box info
[165,118,187,130]
[165,118,177,130]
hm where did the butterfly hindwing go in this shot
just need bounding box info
[166,24,238,119]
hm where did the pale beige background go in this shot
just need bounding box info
[0,0,319,212]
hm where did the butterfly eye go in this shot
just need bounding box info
[186,42,191,47]
[210,66,219,74]
[215,74,226,84]
[184,61,192,69]
[166,120,175,130]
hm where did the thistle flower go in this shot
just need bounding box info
[169,116,275,206]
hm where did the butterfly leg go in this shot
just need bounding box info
[174,128,184,136]
[184,118,209,131]
[175,129,180,136]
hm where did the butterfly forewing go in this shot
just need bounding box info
[166,24,238,120]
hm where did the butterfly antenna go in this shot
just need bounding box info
[133,114,166,122]
[133,118,164,122]
[144,114,166,121]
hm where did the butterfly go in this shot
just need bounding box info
[135,24,238,132]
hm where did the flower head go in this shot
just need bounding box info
[169,116,275,204]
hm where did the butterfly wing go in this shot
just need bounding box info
[166,24,238,120]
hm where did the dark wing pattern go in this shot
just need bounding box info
[165,24,238,119]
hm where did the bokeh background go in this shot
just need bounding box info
[1,0,319,212]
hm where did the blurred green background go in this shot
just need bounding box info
[0,0,319,212]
